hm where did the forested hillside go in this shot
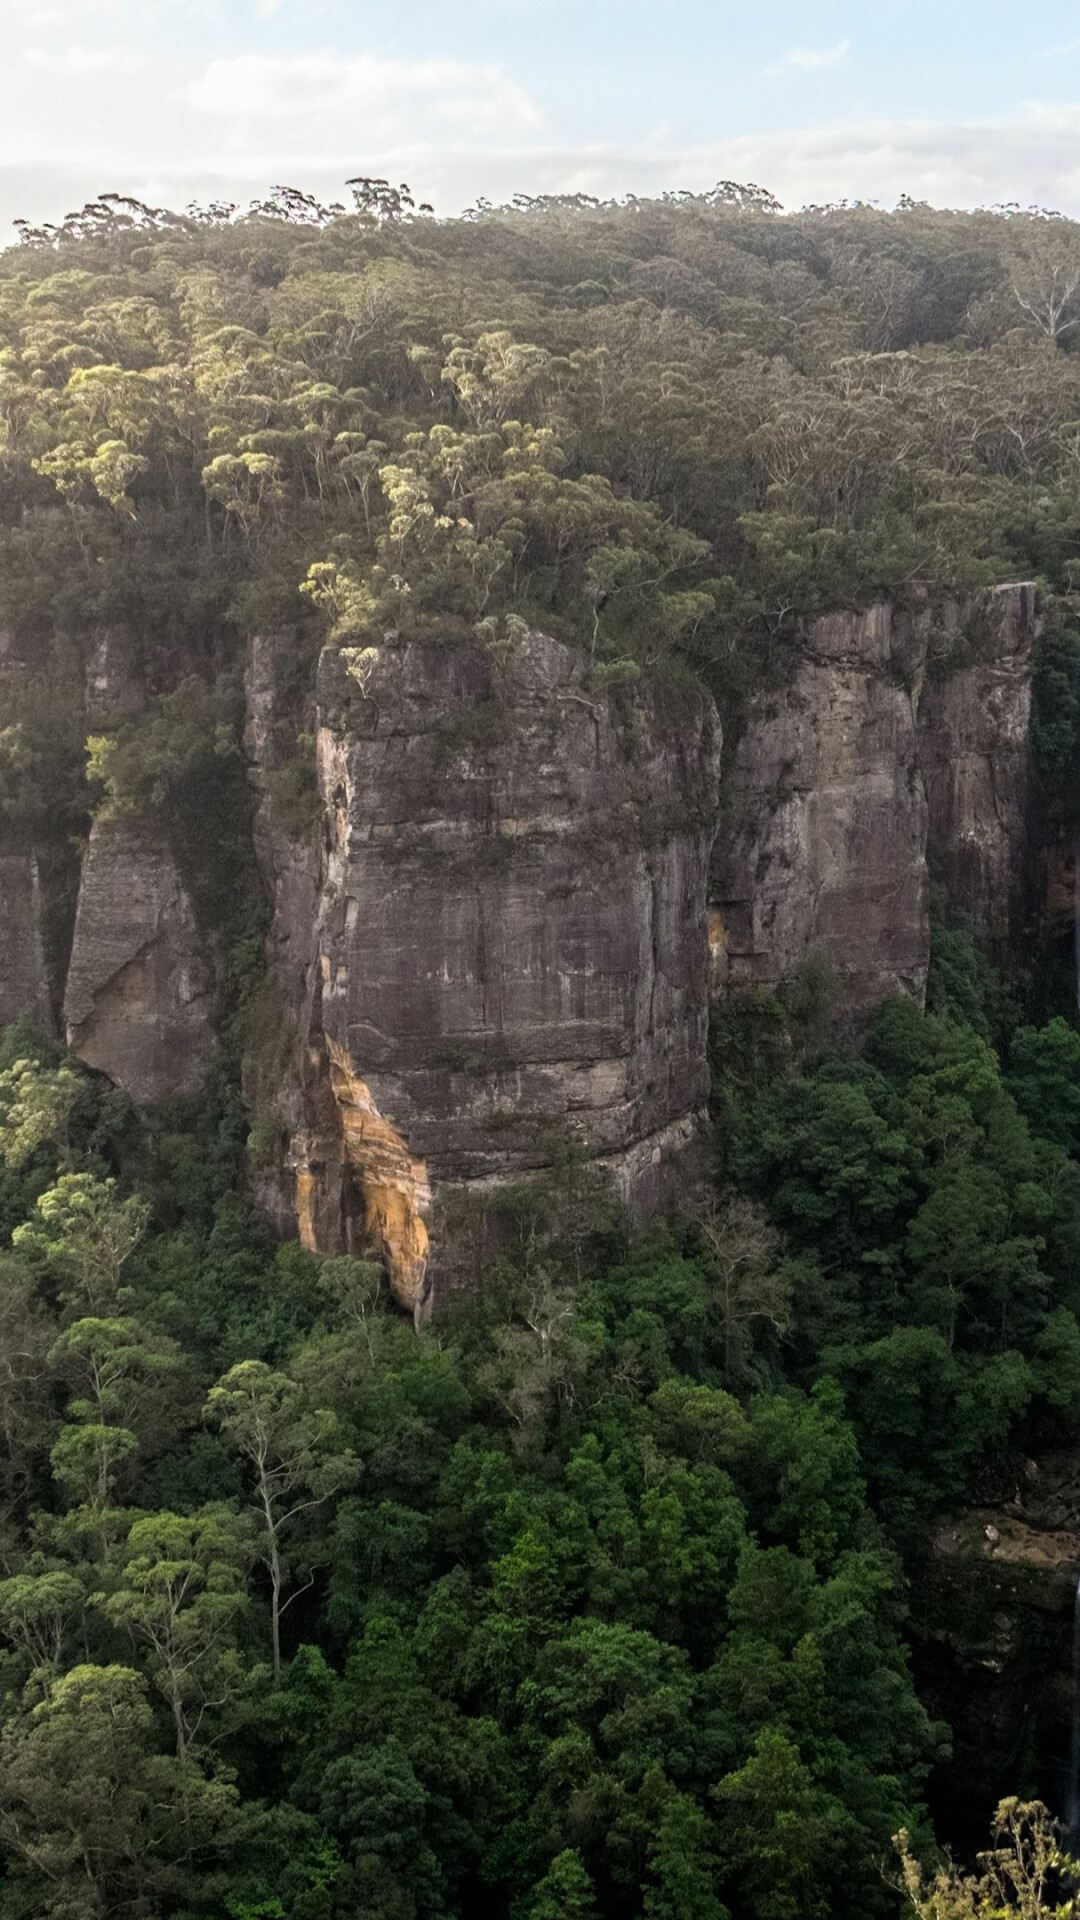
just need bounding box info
[7,182,1080,726]
[4,183,1080,1918]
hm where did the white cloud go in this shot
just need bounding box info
[767,39,850,76]
[185,51,542,140]
[8,76,1080,236]
[23,43,145,75]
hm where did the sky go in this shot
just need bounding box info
[7,0,1080,236]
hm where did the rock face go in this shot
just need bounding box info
[711,603,928,1012]
[920,583,1038,964]
[0,854,51,1033]
[711,585,1039,1013]
[14,584,1041,1303]
[63,819,214,1107]
[253,630,721,1317]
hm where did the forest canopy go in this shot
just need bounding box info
[5,182,1080,701]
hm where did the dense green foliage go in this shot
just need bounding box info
[2,911,1080,1917]
[7,183,1080,897]
[0,1013,939,1920]
[714,933,1080,1542]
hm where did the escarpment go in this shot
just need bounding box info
[919,583,1039,964]
[710,601,930,1012]
[10,583,1047,1309]
[710,584,1040,1013]
[250,629,721,1316]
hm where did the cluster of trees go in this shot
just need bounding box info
[1,910,1080,1916]
[714,929,1080,1543]
[7,180,1080,963]
[5,181,1080,997]
[6,185,1080,715]
[0,1014,947,1920]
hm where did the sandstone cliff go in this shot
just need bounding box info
[32,583,1044,1307]
[920,583,1038,965]
[63,818,214,1107]
[711,584,1039,1012]
[250,629,721,1317]
[710,602,928,1012]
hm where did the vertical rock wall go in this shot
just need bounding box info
[711,603,929,1012]
[919,583,1038,964]
[711,584,1040,1013]
[252,629,722,1316]
[11,584,1041,1307]
[63,819,214,1107]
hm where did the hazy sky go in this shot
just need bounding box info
[7,0,1080,235]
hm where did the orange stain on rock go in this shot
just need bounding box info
[295,1168,318,1252]
[325,1037,432,1321]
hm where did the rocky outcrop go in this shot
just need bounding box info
[711,585,1040,1014]
[0,854,51,1033]
[920,583,1039,963]
[711,603,928,1012]
[252,630,721,1316]
[63,819,214,1107]
[8,582,1040,1302]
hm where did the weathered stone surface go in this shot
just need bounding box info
[711,603,929,1011]
[0,854,51,1032]
[920,583,1039,963]
[64,818,214,1106]
[711,585,1040,1015]
[255,629,721,1315]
